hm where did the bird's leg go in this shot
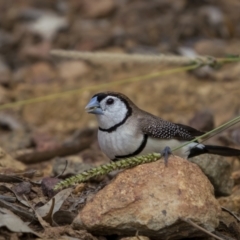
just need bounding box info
[161,146,172,167]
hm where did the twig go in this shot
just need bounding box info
[51,49,209,65]
[56,160,68,178]
[13,129,95,163]
[182,218,224,240]
[23,195,49,229]
[214,231,236,240]
[42,198,55,225]
[0,175,23,183]
[51,50,240,66]
[222,206,240,222]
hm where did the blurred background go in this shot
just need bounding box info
[0,0,240,156]
[1,2,240,238]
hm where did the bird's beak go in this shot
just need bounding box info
[85,96,104,115]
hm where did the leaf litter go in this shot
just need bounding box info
[0,208,40,237]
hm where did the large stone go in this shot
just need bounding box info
[189,154,233,196]
[73,156,220,239]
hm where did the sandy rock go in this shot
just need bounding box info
[58,61,90,80]
[32,131,61,152]
[198,6,230,38]
[120,237,150,240]
[194,39,226,57]
[0,112,31,152]
[0,30,14,48]
[25,62,57,84]
[0,147,26,172]
[189,154,233,196]
[80,0,116,18]
[72,19,112,51]
[0,111,27,131]
[73,156,220,239]
[0,58,11,86]
[20,41,52,60]
[218,187,240,212]
[232,170,240,185]
[26,13,68,40]
[0,86,8,104]
[231,128,240,146]
[0,131,32,152]
[12,66,28,83]
[189,109,214,132]
[213,62,240,81]
[77,33,112,51]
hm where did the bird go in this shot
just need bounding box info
[85,91,240,161]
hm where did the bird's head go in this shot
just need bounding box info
[85,92,133,130]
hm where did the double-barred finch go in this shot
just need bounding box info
[85,91,240,161]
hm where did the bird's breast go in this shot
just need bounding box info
[98,124,143,160]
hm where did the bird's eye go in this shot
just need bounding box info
[106,98,114,105]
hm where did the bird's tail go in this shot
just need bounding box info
[188,145,240,158]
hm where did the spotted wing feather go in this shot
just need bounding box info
[139,114,204,141]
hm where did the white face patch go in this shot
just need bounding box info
[96,96,129,129]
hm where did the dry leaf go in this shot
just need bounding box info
[36,188,72,217]
[0,207,40,236]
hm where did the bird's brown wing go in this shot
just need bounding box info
[138,115,204,141]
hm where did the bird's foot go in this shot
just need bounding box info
[161,146,172,167]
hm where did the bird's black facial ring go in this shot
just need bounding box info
[97,94,132,133]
